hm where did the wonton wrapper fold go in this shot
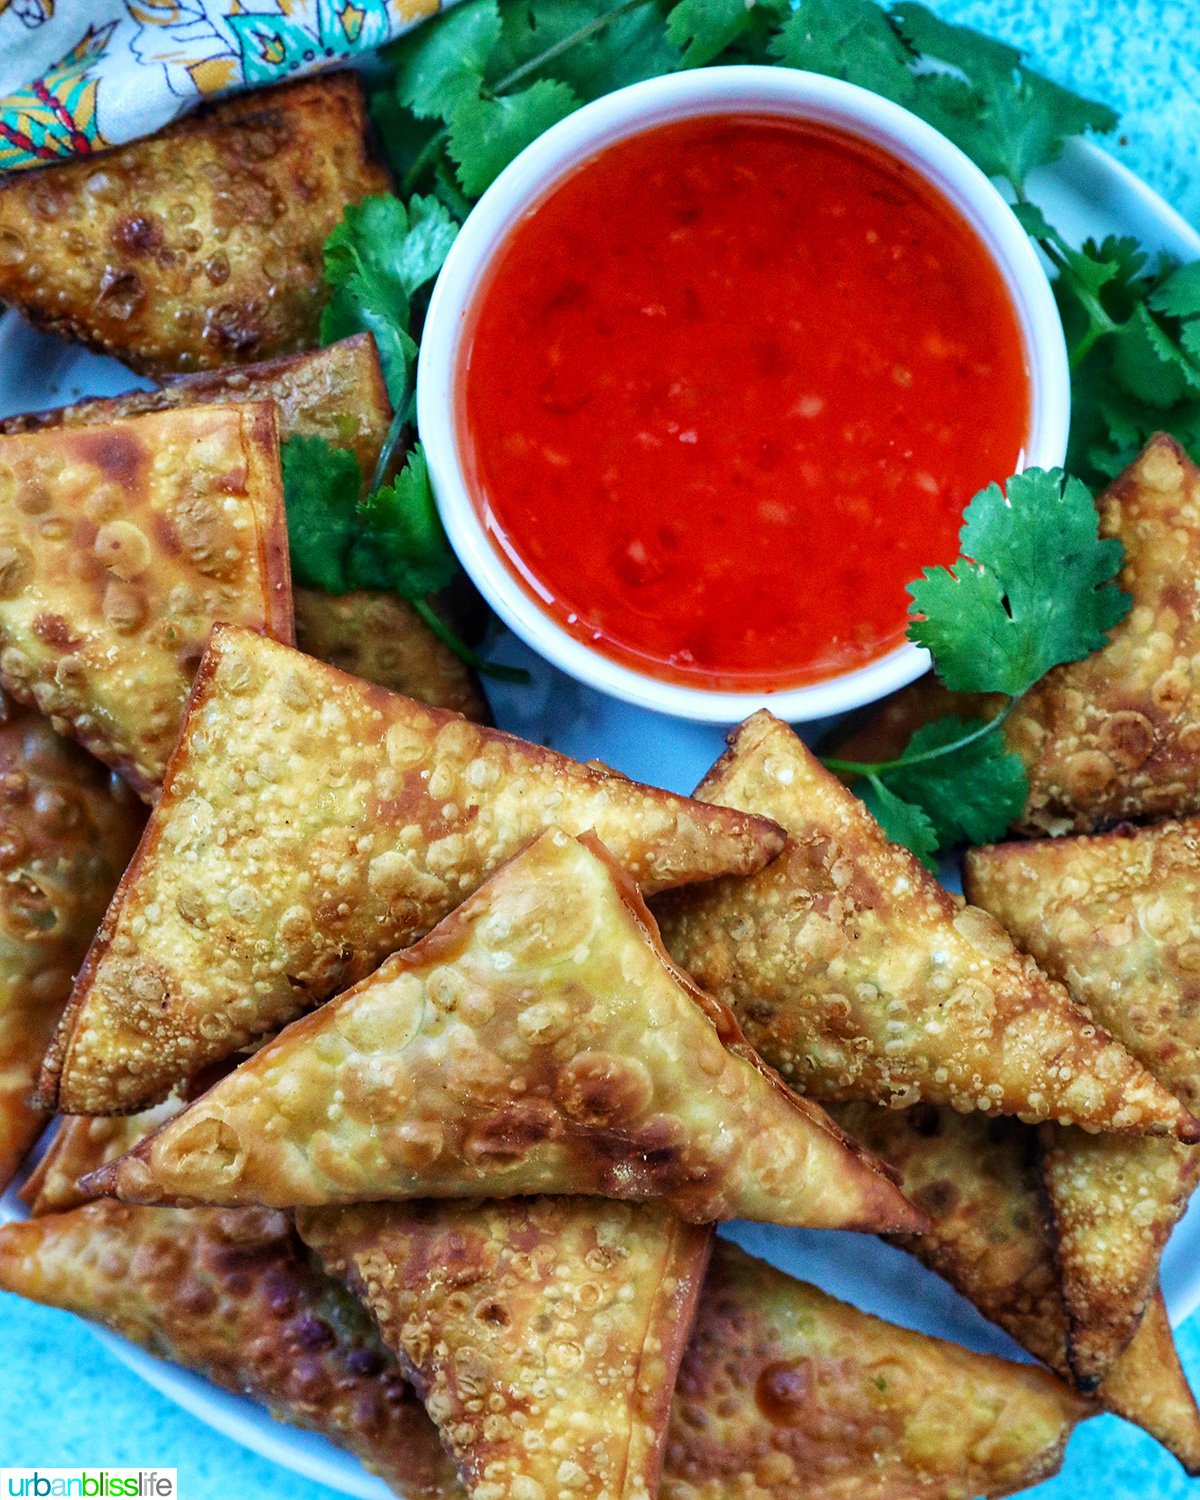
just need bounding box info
[831,1101,1200,1474]
[0,75,388,374]
[299,1197,710,1500]
[43,628,785,1115]
[968,819,1200,1386]
[0,1202,457,1498]
[662,1240,1084,1500]
[0,698,143,1190]
[0,403,293,798]
[655,712,1195,1139]
[86,831,916,1231]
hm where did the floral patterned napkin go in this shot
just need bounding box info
[0,0,444,174]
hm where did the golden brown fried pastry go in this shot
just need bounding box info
[294,589,489,724]
[661,1239,1084,1500]
[42,627,786,1115]
[19,1101,179,1216]
[968,820,1200,1386]
[655,712,1194,1139]
[0,76,389,375]
[831,1101,1200,1473]
[87,831,916,1230]
[299,1198,710,1500]
[0,332,484,720]
[0,404,293,799]
[0,1201,458,1498]
[1040,1128,1197,1388]
[834,436,1200,835]
[0,334,392,489]
[0,699,143,1190]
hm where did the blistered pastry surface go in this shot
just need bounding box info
[0,76,389,375]
[0,696,143,1190]
[299,1197,710,1500]
[0,404,293,797]
[91,830,914,1231]
[0,1201,458,1497]
[48,628,784,1113]
[661,1240,1081,1500]
[656,712,1192,1137]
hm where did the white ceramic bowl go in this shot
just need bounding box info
[418,65,1070,724]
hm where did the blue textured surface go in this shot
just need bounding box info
[3,2,1200,1495]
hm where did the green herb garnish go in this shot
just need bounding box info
[824,469,1132,866]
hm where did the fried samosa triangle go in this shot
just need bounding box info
[86,830,915,1228]
[967,820,1200,1386]
[0,333,489,722]
[0,334,392,484]
[0,698,144,1191]
[661,1239,1084,1500]
[294,588,489,726]
[42,627,786,1115]
[654,711,1195,1139]
[0,404,293,799]
[0,75,388,375]
[830,1101,1200,1474]
[299,1198,710,1500]
[834,435,1200,835]
[0,1202,458,1499]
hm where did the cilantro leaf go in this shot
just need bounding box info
[894,3,1117,192]
[908,469,1129,696]
[878,716,1028,849]
[858,778,939,869]
[1149,261,1200,321]
[769,0,915,105]
[280,436,361,593]
[666,0,787,67]
[491,0,682,100]
[1111,301,1200,409]
[320,194,457,406]
[350,445,460,598]
[387,0,502,119]
[448,78,580,195]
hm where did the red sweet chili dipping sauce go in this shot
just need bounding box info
[458,114,1031,692]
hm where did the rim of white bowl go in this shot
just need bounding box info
[418,65,1071,724]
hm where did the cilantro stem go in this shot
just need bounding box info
[822,699,1017,777]
[413,597,531,683]
[402,131,451,197]
[370,406,408,494]
[490,0,645,94]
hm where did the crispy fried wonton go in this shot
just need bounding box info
[18,1096,186,1217]
[834,435,1200,835]
[661,1239,1084,1500]
[968,820,1200,1386]
[294,589,489,724]
[0,1202,458,1498]
[0,699,143,1191]
[299,1198,710,1500]
[42,627,786,1115]
[86,831,915,1229]
[655,712,1194,1139]
[0,404,293,799]
[0,76,389,375]
[831,1101,1200,1473]
[0,334,392,491]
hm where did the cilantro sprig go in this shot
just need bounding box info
[823,469,1131,867]
[282,437,526,683]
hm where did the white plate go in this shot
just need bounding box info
[2,135,1199,1499]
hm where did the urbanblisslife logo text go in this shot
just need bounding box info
[1,1473,177,1498]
